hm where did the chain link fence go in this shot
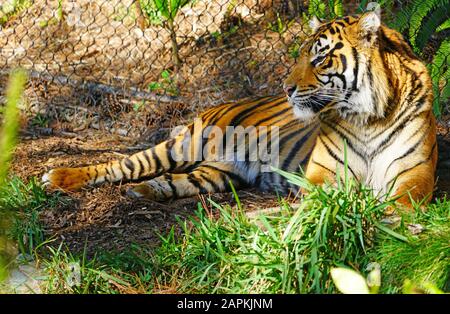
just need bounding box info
[0,0,448,139]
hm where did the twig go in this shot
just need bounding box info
[214,46,256,62]
[0,69,183,103]
[245,203,301,219]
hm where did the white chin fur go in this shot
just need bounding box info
[293,106,317,122]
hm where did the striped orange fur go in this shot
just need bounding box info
[43,12,437,210]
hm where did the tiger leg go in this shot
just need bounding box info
[303,157,338,193]
[389,121,438,211]
[128,163,248,200]
[42,135,195,191]
[391,158,437,211]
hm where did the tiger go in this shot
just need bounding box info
[42,12,437,210]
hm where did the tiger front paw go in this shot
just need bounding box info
[42,168,91,191]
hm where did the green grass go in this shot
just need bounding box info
[147,172,406,294]
[0,69,27,281]
[1,170,448,293]
[40,244,153,294]
[0,177,56,257]
[0,144,447,294]
[368,199,450,293]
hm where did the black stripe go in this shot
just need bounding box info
[282,127,316,170]
[151,149,163,174]
[366,105,416,143]
[248,125,273,160]
[163,173,178,198]
[118,163,126,179]
[135,155,146,178]
[367,58,376,112]
[253,106,291,126]
[323,71,347,89]
[333,42,344,51]
[201,106,223,122]
[105,163,114,180]
[93,167,99,183]
[124,158,135,178]
[200,164,248,187]
[374,110,425,155]
[228,97,286,127]
[318,45,330,53]
[165,139,177,171]
[196,168,221,191]
[209,95,279,126]
[352,47,359,91]
[299,148,313,168]
[404,116,428,143]
[380,28,418,61]
[313,72,328,85]
[318,136,357,178]
[312,159,336,175]
[221,100,287,150]
[204,105,231,126]
[320,131,342,153]
[388,142,436,186]
[340,54,347,73]
[279,120,305,135]
[320,57,333,69]
[86,167,93,179]
[142,150,152,173]
[187,173,208,194]
[259,109,294,127]
[321,121,366,162]
[183,161,204,173]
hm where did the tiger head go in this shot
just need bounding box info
[284,12,391,123]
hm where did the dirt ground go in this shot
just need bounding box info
[10,126,284,256]
[7,116,450,257]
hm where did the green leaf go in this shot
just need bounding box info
[161,69,170,79]
[148,81,161,91]
[437,19,450,32]
[374,222,409,242]
[153,0,170,20]
[308,0,326,20]
[415,13,449,51]
[0,69,27,182]
[152,0,191,21]
[431,38,450,116]
[333,0,343,18]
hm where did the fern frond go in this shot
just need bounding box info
[431,38,450,116]
[437,19,450,32]
[390,3,415,32]
[408,0,449,51]
[308,0,326,19]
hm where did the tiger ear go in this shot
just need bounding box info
[308,16,321,33]
[358,11,381,45]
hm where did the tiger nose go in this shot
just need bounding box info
[283,84,296,97]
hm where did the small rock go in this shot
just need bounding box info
[407,223,425,235]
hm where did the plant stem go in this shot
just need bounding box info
[134,0,147,30]
[167,18,181,71]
